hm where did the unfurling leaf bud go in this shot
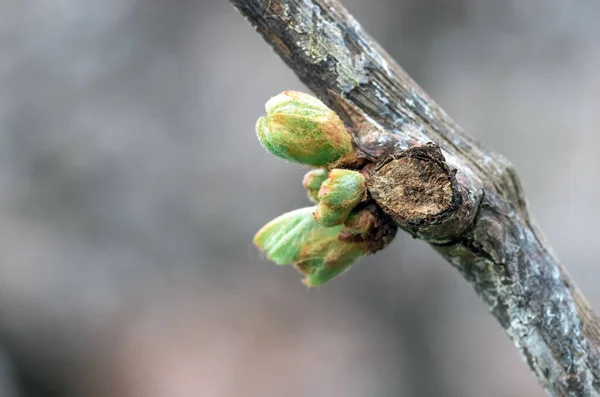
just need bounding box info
[253,207,368,286]
[255,91,356,167]
[314,169,367,227]
[302,169,329,203]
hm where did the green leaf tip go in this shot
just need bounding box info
[314,169,367,227]
[302,168,329,203]
[256,91,356,167]
[253,206,368,286]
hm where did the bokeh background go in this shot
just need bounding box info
[1,0,599,396]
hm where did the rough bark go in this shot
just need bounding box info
[229,0,600,395]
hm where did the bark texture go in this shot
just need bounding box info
[229,1,600,395]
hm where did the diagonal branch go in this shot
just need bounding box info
[229,1,600,395]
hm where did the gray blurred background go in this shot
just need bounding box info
[1,0,599,396]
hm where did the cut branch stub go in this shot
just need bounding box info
[367,143,480,244]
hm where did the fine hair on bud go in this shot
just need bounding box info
[314,169,367,227]
[255,91,356,167]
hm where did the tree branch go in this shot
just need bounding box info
[229,0,600,395]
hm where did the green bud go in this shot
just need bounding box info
[256,91,356,167]
[302,168,329,203]
[314,169,367,227]
[253,206,368,286]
